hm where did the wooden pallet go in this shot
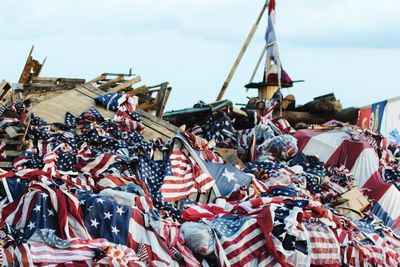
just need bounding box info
[0,105,32,170]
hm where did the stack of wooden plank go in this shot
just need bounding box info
[0,105,32,170]
[89,73,172,118]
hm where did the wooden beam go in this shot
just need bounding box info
[0,81,11,101]
[216,2,268,101]
[127,85,148,96]
[18,45,35,83]
[98,75,124,91]
[155,82,170,118]
[90,75,107,83]
[107,76,141,93]
[138,99,157,110]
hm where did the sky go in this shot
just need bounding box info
[1,0,399,111]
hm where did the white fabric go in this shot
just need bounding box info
[350,147,380,188]
[302,130,348,162]
[386,99,400,143]
[377,184,400,221]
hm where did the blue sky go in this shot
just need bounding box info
[1,0,399,110]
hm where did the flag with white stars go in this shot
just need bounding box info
[94,93,124,111]
[64,112,77,128]
[159,150,214,203]
[78,190,131,246]
[2,183,90,241]
[203,162,252,197]
[1,176,30,202]
[209,215,265,267]
[203,112,237,148]
[137,155,182,219]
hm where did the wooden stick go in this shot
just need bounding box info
[248,44,267,87]
[89,74,107,83]
[216,2,268,101]
[107,76,141,93]
[98,75,124,90]
[18,45,35,83]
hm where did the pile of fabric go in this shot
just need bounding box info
[0,94,399,266]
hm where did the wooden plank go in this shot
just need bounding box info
[98,75,124,91]
[0,81,11,101]
[155,83,169,118]
[5,150,19,157]
[18,45,35,84]
[90,75,107,83]
[141,117,174,137]
[0,162,12,168]
[216,2,268,101]
[127,85,148,96]
[107,76,141,93]
[138,99,157,110]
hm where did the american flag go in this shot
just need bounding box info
[160,150,214,202]
[0,117,19,130]
[203,161,252,197]
[210,215,265,267]
[94,92,123,111]
[75,152,118,178]
[2,182,90,241]
[203,112,237,148]
[265,0,281,79]
[78,190,194,266]
[137,155,182,219]
[303,221,341,266]
[64,111,77,128]
[259,101,277,125]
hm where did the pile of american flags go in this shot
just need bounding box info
[0,93,399,266]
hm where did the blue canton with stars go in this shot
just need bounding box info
[210,215,250,238]
[204,162,252,197]
[23,192,59,240]
[137,155,181,219]
[77,190,131,245]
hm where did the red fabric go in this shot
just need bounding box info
[326,138,370,170]
[362,170,392,201]
[257,206,292,267]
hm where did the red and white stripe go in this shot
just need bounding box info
[215,217,266,267]
[76,153,117,178]
[303,221,341,266]
[259,101,277,125]
[295,128,400,232]
[161,150,214,202]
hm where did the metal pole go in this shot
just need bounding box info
[216,1,269,101]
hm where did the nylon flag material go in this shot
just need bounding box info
[160,150,214,203]
[265,0,280,66]
[386,99,400,144]
[303,221,341,266]
[358,107,372,129]
[210,215,265,267]
[370,100,387,133]
[203,162,252,197]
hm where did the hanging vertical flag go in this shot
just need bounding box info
[265,0,282,88]
[370,100,387,133]
[358,106,372,129]
[265,0,279,63]
[386,99,400,144]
